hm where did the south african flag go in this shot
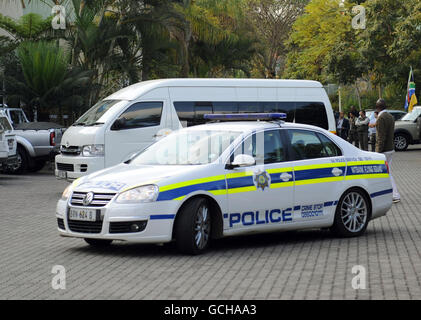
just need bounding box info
[405,68,418,113]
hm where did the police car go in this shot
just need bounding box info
[56,113,393,254]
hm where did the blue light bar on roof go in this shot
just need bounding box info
[204,113,286,121]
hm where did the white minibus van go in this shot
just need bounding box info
[55,78,336,181]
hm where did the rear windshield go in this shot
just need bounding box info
[0,117,12,131]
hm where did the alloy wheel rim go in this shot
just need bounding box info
[340,192,367,233]
[194,205,210,250]
[394,136,406,149]
[9,152,22,171]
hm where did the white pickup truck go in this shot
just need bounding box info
[0,110,17,170]
[0,107,64,173]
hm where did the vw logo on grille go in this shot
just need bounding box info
[83,192,94,206]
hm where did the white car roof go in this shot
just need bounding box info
[104,78,322,101]
[188,121,327,133]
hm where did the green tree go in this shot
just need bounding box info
[284,0,351,82]
[6,41,90,120]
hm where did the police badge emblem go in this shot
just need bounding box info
[254,170,270,191]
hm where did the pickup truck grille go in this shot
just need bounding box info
[60,145,81,156]
[71,192,116,207]
[57,163,74,171]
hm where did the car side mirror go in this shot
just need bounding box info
[111,118,126,131]
[226,154,256,169]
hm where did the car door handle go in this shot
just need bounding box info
[332,167,343,177]
[280,172,293,182]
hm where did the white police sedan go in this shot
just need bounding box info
[56,113,393,254]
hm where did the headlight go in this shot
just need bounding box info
[61,184,72,200]
[82,144,104,157]
[115,185,159,203]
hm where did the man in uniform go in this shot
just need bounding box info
[375,99,401,203]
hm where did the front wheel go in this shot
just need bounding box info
[175,198,211,255]
[394,133,409,151]
[330,189,370,237]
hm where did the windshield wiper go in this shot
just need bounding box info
[85,122,104,126]
[73,122,86,126]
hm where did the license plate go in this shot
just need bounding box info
[57,170,67,179]
[69,208,97,222]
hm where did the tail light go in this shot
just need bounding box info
[50,131,56,146]
[385,161,390,174]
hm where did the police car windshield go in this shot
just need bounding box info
[131,129,242,165]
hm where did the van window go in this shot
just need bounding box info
[213,102,238,114]
[262,102,295,122]
[194,102,212,125]
[118,102,163,129]
[287,129,329,160]
[173,102,195,126]
[295,102,328,129]
[173,101,328,129]
[238,102,261,113]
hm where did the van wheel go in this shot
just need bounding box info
[175,198,211,255]
[394,133,409,151]
[84,238,113,247]
[330,189,370,237]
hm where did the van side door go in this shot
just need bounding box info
[105,100,168,167]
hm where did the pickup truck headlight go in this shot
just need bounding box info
[82,144,104,157]
[115,185,159,203]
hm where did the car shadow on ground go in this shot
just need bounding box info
[67,228,380,258]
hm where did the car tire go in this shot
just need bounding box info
[84,238,113,247]
[394,133,409,151]
[3,145,29,174]
[330,188,370,237]
[175,198,211,255]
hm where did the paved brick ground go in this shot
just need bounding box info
[1,148,421,300]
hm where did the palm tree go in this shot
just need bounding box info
[6,41,91,120]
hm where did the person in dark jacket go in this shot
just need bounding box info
[348,112,359,147]
[355,110,369,150]
[375,99,400,202]
[336,111,350,140]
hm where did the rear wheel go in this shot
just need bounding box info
[330,189,370,237]
[394,133,409,151]
[175,198,211,255]
[84,238,113,247]
[4,145,28,174]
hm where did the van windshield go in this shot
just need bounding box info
[74,100,123,126]
[131,129,241,165]
[400,108,421,121]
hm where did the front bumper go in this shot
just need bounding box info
[55,197,179,243]
[55,154,105,181]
